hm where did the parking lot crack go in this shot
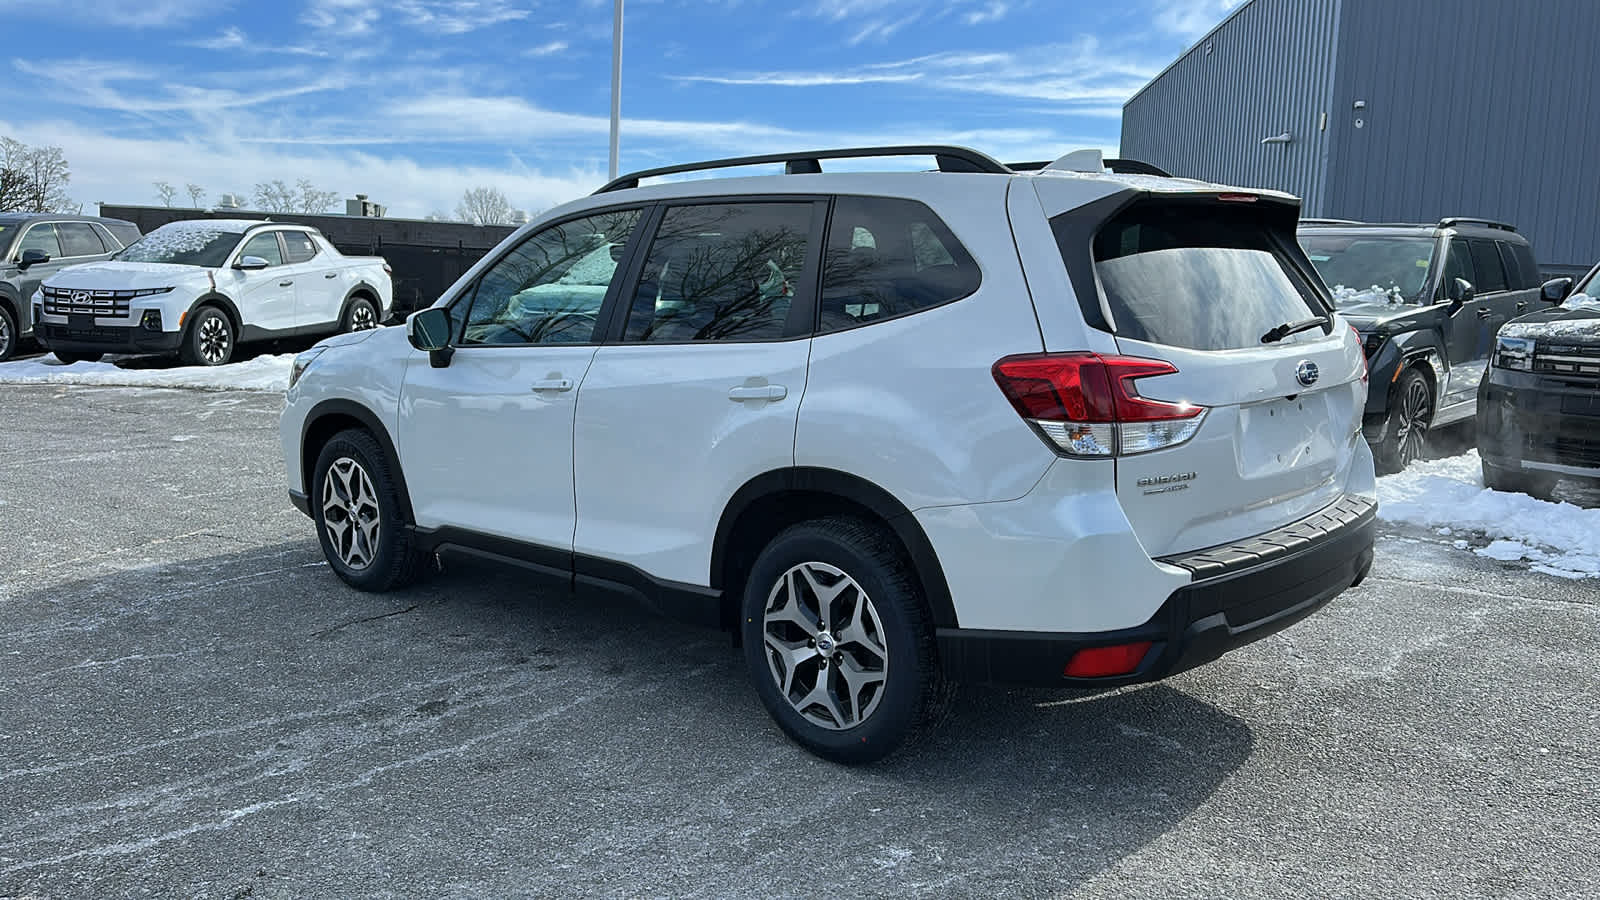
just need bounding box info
[311,604,419,638]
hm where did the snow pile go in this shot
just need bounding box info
[1330,284,1404,307]
[1377,450,1600,578]
[0,354,292,392]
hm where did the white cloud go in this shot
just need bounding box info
[1151,0,1244,39]
[300,0,382,37]
[962,2,1010,25]
[673,72,922,87]
[524,40,570,57]
[393,0,533,34]
[0,0,224,27]
[184,27,334,57]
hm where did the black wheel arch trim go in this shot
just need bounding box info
[710,467,960,629]
[299,398,414,522]
[339,282,383,322]
[185,293,242,334]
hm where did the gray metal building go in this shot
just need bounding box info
[1120,0,1600,276]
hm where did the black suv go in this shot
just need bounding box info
[1299,218,1542,472]
[1476,265,1600,497]
[0,213,143,361]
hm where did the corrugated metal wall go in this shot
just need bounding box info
[1326,0,1600,275]
[1120,0,1341,211]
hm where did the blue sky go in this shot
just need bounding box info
[0,0,1239,218]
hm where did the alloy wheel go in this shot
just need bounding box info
[762,561,889,730]
[0,314,12,359]
[198,315,231,364]
[350,303,377,331]
[1395,377,1432,466]
[321,457,381,570]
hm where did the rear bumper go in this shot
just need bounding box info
[36,322,183,355]
[1478,371,1600,478]
[937,494,1376,686]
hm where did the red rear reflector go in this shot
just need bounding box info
[1064,641,1153,678]
[1217,192,1258,203]
[1349,324,1368,383]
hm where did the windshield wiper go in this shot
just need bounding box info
[1260,316,1329,344]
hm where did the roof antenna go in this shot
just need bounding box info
[1044,149,1105,173]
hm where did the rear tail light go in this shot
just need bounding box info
[992,353,1206,457]
[1064,641,1153,678]
[1349,325,1369,383]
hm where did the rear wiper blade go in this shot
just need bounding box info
[1261,316,1329,344]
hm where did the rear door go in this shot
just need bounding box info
[279,229,340,329]
[1043,189,1368,557]
[571,198,821,587]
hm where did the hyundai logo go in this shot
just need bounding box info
[1295,360,1320,387]
[70,290,90,303]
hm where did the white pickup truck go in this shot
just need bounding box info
[33,219,393,365]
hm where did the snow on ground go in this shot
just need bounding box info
[1378,449,1600,579]
[0,354,291,392]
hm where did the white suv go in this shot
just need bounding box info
[280,146,1377,763]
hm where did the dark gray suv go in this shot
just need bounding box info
[0,213,142,361]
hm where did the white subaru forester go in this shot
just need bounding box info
[280,147,1376,764]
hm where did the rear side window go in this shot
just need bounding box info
[1467,239,1508,292]
[104,223,142,248]
[818,197,980,333]
[1510,242,1541,289]
[1078,201,1323,351]
[622,202,812,343]
[282,231,318,264]
[57,222,107,256]
[1496,242,1523,290]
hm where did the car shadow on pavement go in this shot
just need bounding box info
[2,542,1253,897]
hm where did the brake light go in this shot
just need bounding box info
[1216,193,1258,203]
[1349,325,1368,383]
[1064,641,1153,678]
[993,353,1206,457]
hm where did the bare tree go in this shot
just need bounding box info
[295,179,340,214]
[154,180,176,207]
[455,186,514,225]
[252,179,296,213]
[0,137,73,212]
[186,183,206,207]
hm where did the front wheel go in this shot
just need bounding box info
[342,295,379,333]
[741,517,949,765]
[181,307,235,366]
[311,428,426,592]
[1376,367,1433,474]
[1482,459,1557,500]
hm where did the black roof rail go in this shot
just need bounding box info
[1005,157,1173,177]
[594,145,1010,194]
[1300,217,1364,225]
[1438,216,1516,233]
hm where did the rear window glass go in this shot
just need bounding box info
[1081,202,1324,351]
[818,197,980,333]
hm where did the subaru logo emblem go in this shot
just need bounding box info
[70,290,90,303]
[1295,360,1320,387]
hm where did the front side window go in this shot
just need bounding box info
[1438,238,1475,301]
[1299,233,1435,305]
[18,224,61,259]
[1085,201,1324,351]
[623,202,811,343]
[461,208,641,346]
[818,197,980,333]
[240,233,284,267]
[282,231,318,264]
[57,222,107,257]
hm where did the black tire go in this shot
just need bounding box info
[53,352,104,364]
[180,306,235,366]
[1375,366,1433,474]
[311,428,426,592]
[342,295,379,333]
[1482,459,1557,500]
[0,304,16,362]
[740,517,950,765]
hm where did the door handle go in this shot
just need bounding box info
[279,280,294,287]
[531,378,574,392]
[1476,307,1492,319]
[728,384,787,402]
[1517,301,1529,311]
[324,272,338,279]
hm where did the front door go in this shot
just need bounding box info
[13,224,68,320]
[573,200,821,587]
[398,207,646,555]
[226,231,296,333]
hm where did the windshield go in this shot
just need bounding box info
[115,224,243,267]
[1299,233,1435,307]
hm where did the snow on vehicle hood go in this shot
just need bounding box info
[1499,295,1600,342]
[44,261,209,291]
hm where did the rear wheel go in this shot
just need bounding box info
[342,295,379,333]
[1376,367,1433,474]
[53,352,104,364]
[740,517,949,765]
[0,305,16,362]
[181,306,235,366]
[311,428,426,592]
[1482,459,1557,500]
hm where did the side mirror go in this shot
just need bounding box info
[233,256,271,271]
[1541,277,1574,304]
[407,306,455,367]
[17,248,50,270]
[1447,277,1475,313]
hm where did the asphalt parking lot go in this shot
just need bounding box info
[2,384,1596,899]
